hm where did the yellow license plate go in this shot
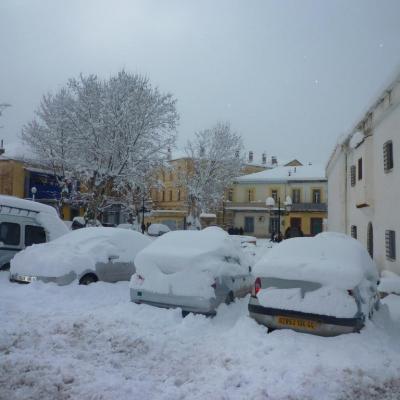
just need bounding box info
[276,316,318,330]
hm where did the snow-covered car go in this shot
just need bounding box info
[10,227,151,285]
[230,235,257,246]
[147,223,170,237]
[248,232,380,336]
[0,195,68,270]
[130,227,253,315]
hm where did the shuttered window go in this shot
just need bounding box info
[383,141,394,172]
[358,158,363,180]
[351,225,357,239]
[385,230,396,260]
[350,165,356,187]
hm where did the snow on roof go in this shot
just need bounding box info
[253,232,378,289]
[349,131,365,149]
[0,141,36,161]
[235,164,326,183]
[11,227,151,278]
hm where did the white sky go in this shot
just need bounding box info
[1,0,400,164]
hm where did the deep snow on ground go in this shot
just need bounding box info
[1,239,400,400]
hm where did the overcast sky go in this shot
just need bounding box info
[1,0,400,164]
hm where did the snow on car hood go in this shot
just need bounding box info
[131,227,250,297]
[253,232,378,289]
[11,228,151,278]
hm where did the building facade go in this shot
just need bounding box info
[327,71,400,275]
[227,162,327,238]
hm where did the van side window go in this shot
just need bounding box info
[0,222,21,246]
[25,225,46,246]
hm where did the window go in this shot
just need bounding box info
[169,190,173,201]
[0,222,20,246]
[162,191,165,202]
[227,188,233,202]
[312,189,321,204]
[247,189,255,202]
[383,141,394,172]
[358,158,363,180]
[385,230,396,260]
[292,189,301,204]
[350,165,356,187]
[351,225,357,239]
[367,222,373,258]
[271,190,278,202]
[244,217,254,233]
[177,189,181,201]
[25,225,46,246]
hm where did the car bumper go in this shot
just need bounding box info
[10,271,76,286]
[248,296,364,336]
[130,288,218,315]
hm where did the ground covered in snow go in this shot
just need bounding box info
[1,243,400,400]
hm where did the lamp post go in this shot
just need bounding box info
[266,195,293,239]
[31,187,37,202]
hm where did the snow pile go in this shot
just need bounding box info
[147,223,170,236]
[253,232,378,289]
[131,227,250,297]
[11,228,151,278]
[1,271,400,400]
[379,270,400,295]
[349,131,365,149]
[0,195,68,240]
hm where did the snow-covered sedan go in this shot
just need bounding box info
[10,228,151,285]
[248,232,380,336]
[130,227,253,315]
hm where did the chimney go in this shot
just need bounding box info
[0,140,4,156]
[248,151,253,163]
[271,156,277,165]
[262,153,267,164]
[167,147,172,160]
[200,145,205,157]
[235,150,240,158]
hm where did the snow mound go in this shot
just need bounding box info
[147,223,170,236]
[131,227,250,297]
[379,270,400,295]
[0,195,68,240]
[253,232,378,289]
[11,228,151,278]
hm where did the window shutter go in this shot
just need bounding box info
[383,141,393,172]
[350,165,356,187]
[385,230,396,260]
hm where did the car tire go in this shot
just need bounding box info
[0,263,10,271]
[79,273,98,285]
[225,291,234,305]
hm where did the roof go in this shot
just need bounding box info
[0,195,59,216]
[235,164,326,184]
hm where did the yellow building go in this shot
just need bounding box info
[227,162,327,238]
[147,152,268,229]
[0,154,84,221]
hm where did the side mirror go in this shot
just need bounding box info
[248,266,252,273]
[108,254,120,262]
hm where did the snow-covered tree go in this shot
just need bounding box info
[181,122,244,216]
[22,70,178,217]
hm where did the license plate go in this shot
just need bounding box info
[276,316,318,330]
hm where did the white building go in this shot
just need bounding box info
[327,71,400,275]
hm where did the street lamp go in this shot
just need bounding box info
[266,195,293,238]
[31,187,37,202]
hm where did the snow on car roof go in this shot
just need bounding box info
[135,226,248,275]
[0,195,68,240]
[253,232,378,289]
[0,195,59,216]
[11,227,151,278]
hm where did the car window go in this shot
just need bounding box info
[0,222,21,246]
[25,225,46,246]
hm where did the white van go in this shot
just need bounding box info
[0,195,68,270]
